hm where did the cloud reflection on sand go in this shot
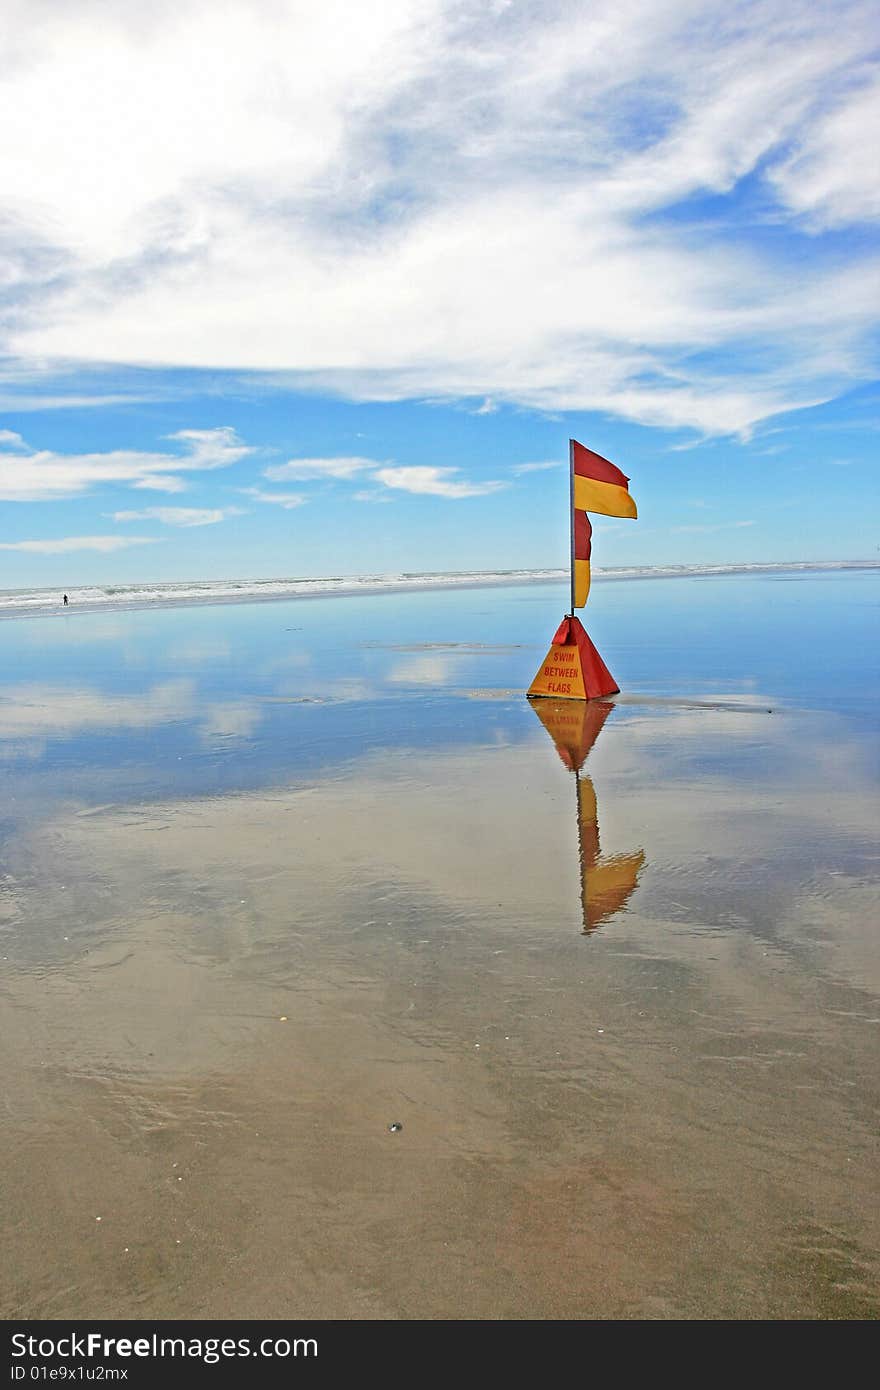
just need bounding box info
[387,653,459,685]
[10,698,878,968]
[0,681,264,747]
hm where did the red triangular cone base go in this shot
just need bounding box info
[527,615,619,701]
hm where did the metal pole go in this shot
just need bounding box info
[568,438,576,615]
[574,768,589,935]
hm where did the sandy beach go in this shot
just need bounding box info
[1,572,878,1320]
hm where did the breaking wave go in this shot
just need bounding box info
[0,561,875,618]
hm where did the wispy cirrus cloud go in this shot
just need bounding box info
[512,461,562,476]
[109,506,245,527]
[0,427,252,501]
[768,75,880,229]
[262,455,498,499]
[264,457,377,482]
[238,487,307,509]
[131,475,188,493]
[0,1,876,435]
[0,536,160,553]
[373,466,506,498]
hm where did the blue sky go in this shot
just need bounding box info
[1,0,878,586]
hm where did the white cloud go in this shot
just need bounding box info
[168,428,252,463]
[0,426,252,500]
[0,430,26,450]
[374,466,506,498]
[0,391,151,412]
[132,474,188,493]
[0,535,160,553]
[0,1,878,434]
[512,461,562,475]
[264,457,377,481]
[769,76,880,228]
[239,487,307,508]
[109,506,244,526]
[263,456,498,497]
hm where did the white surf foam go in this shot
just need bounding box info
[0,562,875,618]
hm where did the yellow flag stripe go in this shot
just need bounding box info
[574,557,591,609]
[574,476,637,518]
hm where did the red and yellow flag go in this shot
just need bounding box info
[573,509,592,609]
[571,440,637,610]
[573,441,637,518]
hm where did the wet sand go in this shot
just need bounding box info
[2,717,878,1317]
[1,578,878,1318]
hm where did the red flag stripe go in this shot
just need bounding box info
[572,440,630,489]
[574,509,592,560]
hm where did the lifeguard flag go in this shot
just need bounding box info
[572,441,638,519]
[573,509,592,609]
[571,441,636,610]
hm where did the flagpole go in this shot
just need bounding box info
[568,438,575,615]
[574,768,590,935]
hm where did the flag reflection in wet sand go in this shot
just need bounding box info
[531,699,645,934]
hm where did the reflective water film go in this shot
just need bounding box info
[1,572,878,1318]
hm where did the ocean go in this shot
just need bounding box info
[0,559,874,617]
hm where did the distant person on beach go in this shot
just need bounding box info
[63,594,68,605]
